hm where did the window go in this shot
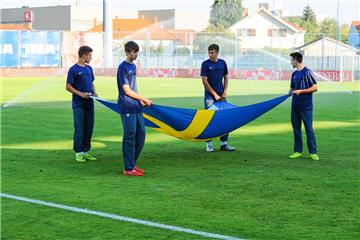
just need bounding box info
[237,29,256,37]
[268,29,287,37]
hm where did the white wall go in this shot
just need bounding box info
[302,39,357,57]
[229,11,304,49]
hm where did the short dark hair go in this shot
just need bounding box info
[208,44,219,52]
[290,52,303,63]
[78,46,93,58]
[124,41,139,53]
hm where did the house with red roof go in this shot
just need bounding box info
[0,24,32,30]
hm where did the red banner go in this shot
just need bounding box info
[138,68,352,81]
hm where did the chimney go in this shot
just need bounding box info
[258,3,269,10]
[242,8,248,17]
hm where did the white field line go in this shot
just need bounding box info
[1,193,245,240]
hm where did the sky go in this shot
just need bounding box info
[1,0,359,28]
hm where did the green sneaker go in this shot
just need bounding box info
[309,154,320,161]
[76,153,86,162]
[289,152,302,159]
[84,152,97,161]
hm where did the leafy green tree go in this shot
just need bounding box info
[340,24,349,43]
[320,18,337,39]
[193,29,238,55]
[209,0,243,29]
[320,19,349,43]
[302,4,316,23]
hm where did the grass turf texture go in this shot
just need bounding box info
[1,77,360,239]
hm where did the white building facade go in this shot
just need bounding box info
[229,8,305,49]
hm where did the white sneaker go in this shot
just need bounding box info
[220,144,236,151]
[206,142,214,152]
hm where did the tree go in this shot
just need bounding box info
[301,5,319,42]
[148,41,165,55]
[340,24,350,44]
[284,16,320,43]
[286,7,349,44]
[320,19,349,43]
[174,47,190,55]
[209,0,243,29]
[302,20,320,43]
[320,18,337,39]
[192,27,238,55]
[194,0,242,53]
[302,4,316,23]
[156,41,165,55]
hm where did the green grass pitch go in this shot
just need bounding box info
[1,76,359,239]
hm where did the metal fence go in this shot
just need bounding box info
[1,30,359,80]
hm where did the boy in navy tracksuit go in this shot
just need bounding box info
[117,41,152,176]
[66,46,98,162]
[288,52,319,161]
[200,44,236,152]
